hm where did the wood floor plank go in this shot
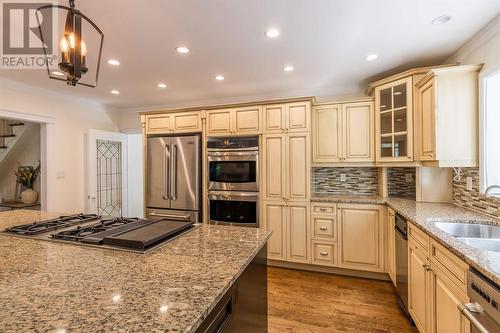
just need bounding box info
[268,267,418,333]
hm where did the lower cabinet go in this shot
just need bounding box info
[408,222,471,333]
[263,201,310,264]
[387,207,397,285]
[338,204,385,272]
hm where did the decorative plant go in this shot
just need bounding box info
[14,162,41,190]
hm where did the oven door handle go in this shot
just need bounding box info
[458,303,491,333]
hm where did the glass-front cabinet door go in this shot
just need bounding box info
[375,77,413,162]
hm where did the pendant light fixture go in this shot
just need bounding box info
[36,0,104,87]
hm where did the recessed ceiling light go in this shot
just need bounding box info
[283,65,294,72]
[215,75,225,81]
[110,90,120,95]
[51,70,64,76]
[265,28,280,38]
[107,59,120,66]
[432,15,451,25]
[158,83,167,88]
[176,46,190,54]
[365,54,378,61]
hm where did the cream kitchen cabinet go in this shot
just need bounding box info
[386,207,396,286]
[263,101,311,133]
[144,111,202,134]
[310,203,337,267]
[374,77,414,162]
[313,101,374,163]
[407,222,471,333]
[206,106,262,136]
[337,204,384,272]
[263,201,310,263]
[415,64,482,167]
[262,132,310,201]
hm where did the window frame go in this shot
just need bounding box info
[479,66,500,197]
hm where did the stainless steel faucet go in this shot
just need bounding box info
[485,185,500,196]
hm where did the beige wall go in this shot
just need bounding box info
[0,123,40,208]
[0,78,116,214]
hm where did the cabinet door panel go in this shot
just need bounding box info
[286,102,310,132]
[339,206,382,272]
[172,112,201,132]
[344,102,374,162]
[287,204,310,263]
[264,105,285,133]
[420,79,436,161]
[147,116,171,133]
[234,106,261,133]
[313,105,342,162]
[263,135,285,200]
[409,242,430,333]
[286,133,310,200]
[207,110,232,135]
[264,202,286,260]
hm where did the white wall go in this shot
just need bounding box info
[0,78,116,214]
[126,134,144,217]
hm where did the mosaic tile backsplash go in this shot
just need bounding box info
[453,168,500,218]
[312,167,379,195]
[387,167,416,198]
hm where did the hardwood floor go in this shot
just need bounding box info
[268,267,418,333]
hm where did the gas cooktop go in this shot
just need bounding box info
[2,214,198,253]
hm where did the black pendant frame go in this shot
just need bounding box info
[35,1,104,87]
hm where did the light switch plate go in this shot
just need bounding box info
[340,173,347,182]
[466,177,473,191]
[405,174,413,183]
[56,171,65,180]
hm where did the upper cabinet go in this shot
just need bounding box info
[374,77,414,162]
[415,64,482,167]
[313,100,374,164]
[263,101,311,133]
[207,106,262,136]
[144,111,202,134]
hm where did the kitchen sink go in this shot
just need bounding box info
[435,222,500,253]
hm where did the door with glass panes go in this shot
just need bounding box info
[375,77,413,162]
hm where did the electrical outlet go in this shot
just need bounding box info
[340,173,347,182]
[56,171,65,180]
[466,177,473,191]
[405,174,413,183]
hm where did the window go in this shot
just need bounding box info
[480,68,500,197]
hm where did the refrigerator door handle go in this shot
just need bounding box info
[163,144,170,200]
[171,144,178,200]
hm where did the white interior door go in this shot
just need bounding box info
[87,129,128,217]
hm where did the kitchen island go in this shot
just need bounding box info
[0,210,271,333]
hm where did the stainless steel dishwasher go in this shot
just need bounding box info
[395,213,409,316]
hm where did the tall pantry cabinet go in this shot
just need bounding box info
[261,101,312,264]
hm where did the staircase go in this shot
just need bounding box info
[0,119,26,164]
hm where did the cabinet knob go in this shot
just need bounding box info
[320,252,328,256]
[319,227,328,231]
[423,264,432,271]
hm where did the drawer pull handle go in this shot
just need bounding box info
[319,227,328,231]
[320,252,328,256]
[319,208,328,212]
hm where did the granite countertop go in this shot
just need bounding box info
[0,210,271,333]
[386,198,500,284]
[310,194,386,204]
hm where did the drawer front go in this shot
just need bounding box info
[312,203,336,214]
[312,216,336,240]
[430,240,468,291]
[312,242,336,266]
[408,222,430,253]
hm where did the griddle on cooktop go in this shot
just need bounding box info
[102,220,193,250]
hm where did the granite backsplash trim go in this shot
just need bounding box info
[387,167,416,198]
[312,167,379,196]
[453,167,500,218]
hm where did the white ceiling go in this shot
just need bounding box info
[1,0,499,110]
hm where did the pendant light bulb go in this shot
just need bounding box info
[81,40,87,56]
[59,37,69,52]
[68,33,75,48]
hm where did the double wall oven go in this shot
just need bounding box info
[208,137,259,228]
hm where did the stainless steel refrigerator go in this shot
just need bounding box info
[145,135,201,223]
